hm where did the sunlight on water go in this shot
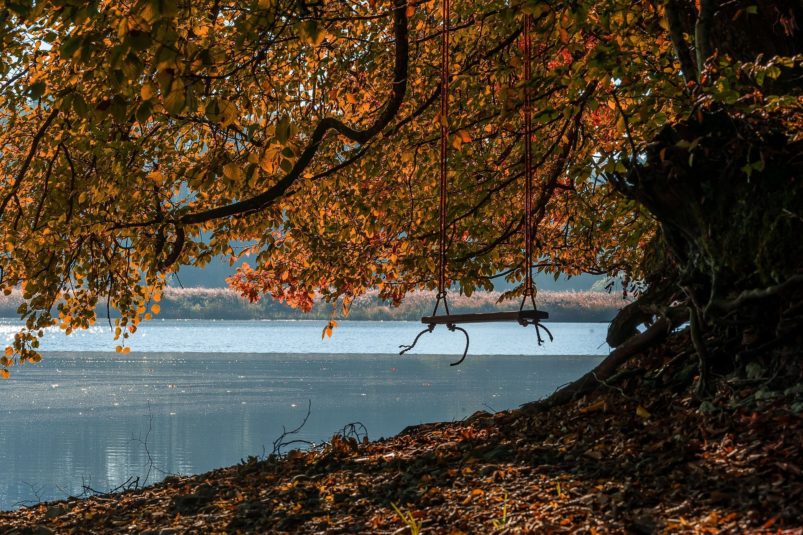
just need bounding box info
[0,319,610,355]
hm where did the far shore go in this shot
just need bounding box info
[0,288,627,323]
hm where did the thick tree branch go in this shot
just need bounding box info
[180,0,409,225]
[664,0,698,85]
[694,0,716,78]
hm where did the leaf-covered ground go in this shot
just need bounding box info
[2,335,802,534]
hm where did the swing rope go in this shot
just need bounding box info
[523,13,533,300]
[520,14,553,346]
[401,0,469,365]
[438,0,450,302]
[400,9,552,364]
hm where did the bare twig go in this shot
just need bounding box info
[272,399,314,457]
[131,401,175,486]
[338,422,369,443]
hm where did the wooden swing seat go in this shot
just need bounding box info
[421,309,548,325]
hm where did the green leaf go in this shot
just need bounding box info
[163,89,185,114]
[276,116,291,144]
[60,36,82,59]
[128,30,152,51]
[298,20,325,46]
[110,95,128,122]
[71,94,89,118]
[204,99,220,121]
[28,81,46,99]
[135,100,153,123]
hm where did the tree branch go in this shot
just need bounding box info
[694,0,716,79]
[0,108,59,219]
[180,0,409,225]
[664,0,698,85]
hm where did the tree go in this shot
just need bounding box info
[0,0,800,383]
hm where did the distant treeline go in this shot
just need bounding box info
[0,288,627,322]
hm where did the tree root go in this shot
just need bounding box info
[522,309,689,413]
[707,274,803,314]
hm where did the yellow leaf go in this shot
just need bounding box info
[636,405,651,419]
[115,345,123,353]
[193,23,209,37]
[122,346,131,354]
[579,399,606,414]
[141,83,156,101]
[4,346,12,357]
[218,99,238,127]
[223,163,244,181]
[1,369,8,380]
[322,325,333,339]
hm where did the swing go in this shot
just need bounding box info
[400,6,552,366]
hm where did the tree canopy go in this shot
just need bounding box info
[1,0,801,375]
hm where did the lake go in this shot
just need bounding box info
[0,320,608,510]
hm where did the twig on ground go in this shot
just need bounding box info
[591,371,636,401]
[338,422,369,443]
[12,482,45,509]
[131,401,175,486]
[272,400,314,457]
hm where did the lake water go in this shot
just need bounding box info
[0,320,608,510]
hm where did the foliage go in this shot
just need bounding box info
[0,0,800,375]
